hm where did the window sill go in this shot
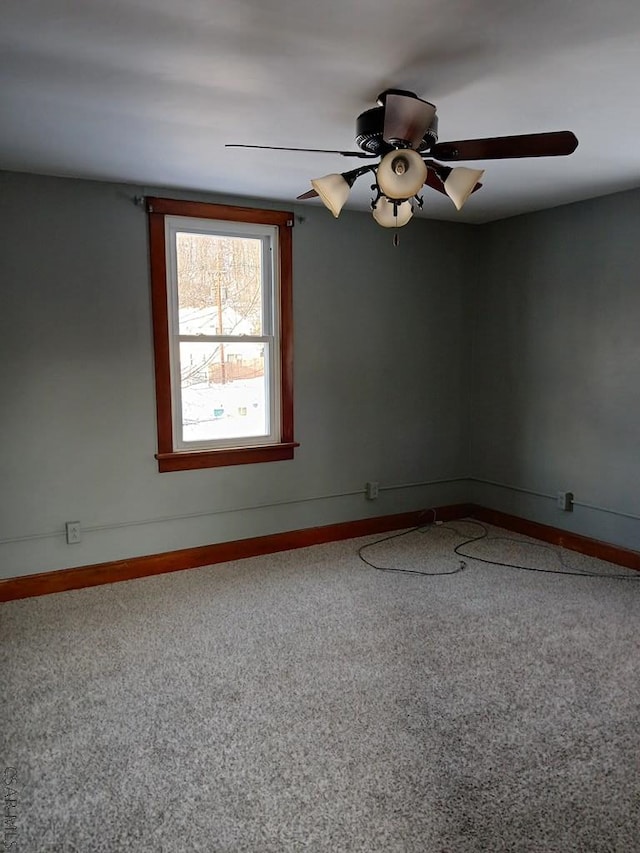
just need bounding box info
[155,442,299,472]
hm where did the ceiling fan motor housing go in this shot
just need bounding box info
[356,106,438,155]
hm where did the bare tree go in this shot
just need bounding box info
[176,233,262,333]
[176,234,264,384]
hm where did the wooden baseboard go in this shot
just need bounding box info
[468,505,640,571]
[0,503,473,602]
[2,502,637,602]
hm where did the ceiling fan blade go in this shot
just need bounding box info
[382,93,436,149]
[225,144,376,159]
[297,188,319,200]
[431,131,578,161]
[424,170,448,196]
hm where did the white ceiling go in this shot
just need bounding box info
[2,0,640,223]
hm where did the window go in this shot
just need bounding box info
[147,198,296,471]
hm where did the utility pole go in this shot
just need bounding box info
[214,263,226,385]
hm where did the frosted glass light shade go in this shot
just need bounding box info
[310,173,351,217]
[377,149,427,200]
[444,166,485,210]
[372,197,414,228]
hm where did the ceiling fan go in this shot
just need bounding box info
[226,89,578,235]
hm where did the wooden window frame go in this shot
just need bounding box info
[147,197,297,472]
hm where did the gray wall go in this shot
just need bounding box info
[2,171,638,581]
[470,189,640,551]
[0,171,473,579]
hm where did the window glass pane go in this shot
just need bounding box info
[179,341,269,443]
[176,232,263,336]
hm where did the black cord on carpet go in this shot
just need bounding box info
[357,509,467,576]
[358,515,640,580]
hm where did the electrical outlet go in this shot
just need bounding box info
[557,491,574,512]
[365,481,379,500]
[65,521,82,544]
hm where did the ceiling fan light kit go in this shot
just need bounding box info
[310,173,352,218]
[371,197,414,228]
[377,149,428,200]
[227,89,578,239]
[441,166,486,211]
